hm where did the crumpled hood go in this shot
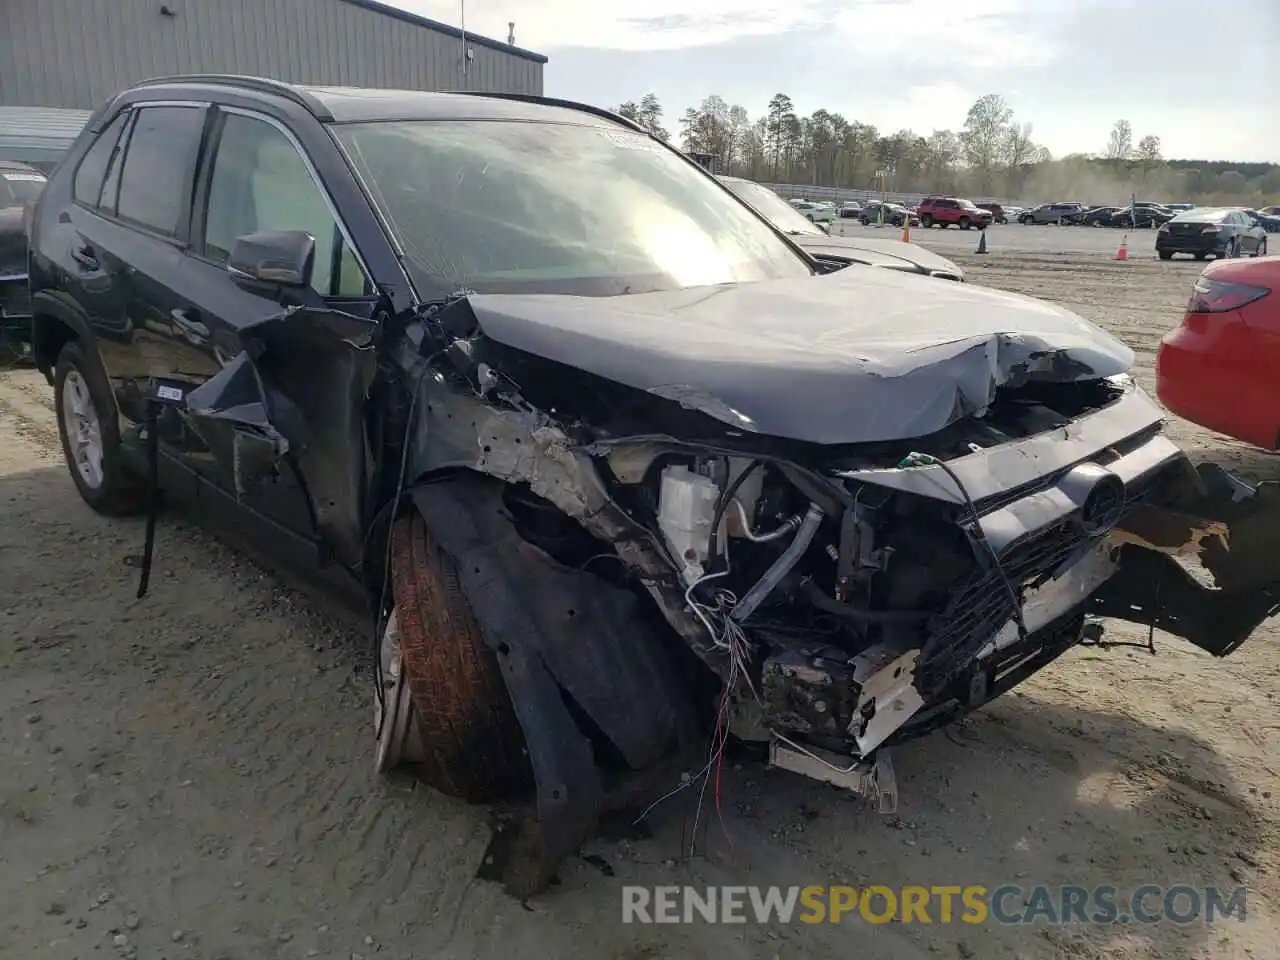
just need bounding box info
[0,206,26,279]
[465,266,1134,445]
[793,234,964,279]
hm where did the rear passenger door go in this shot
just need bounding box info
[72,103,213,424]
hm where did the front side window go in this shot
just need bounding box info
[203,112,369,297]
[114,106,206,235]
[334,119,812,297]
[73,112,129,207]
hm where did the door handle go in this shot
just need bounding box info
[70,243,99,270]
[170,307,210,345]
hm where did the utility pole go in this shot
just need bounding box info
[460,0,468,86]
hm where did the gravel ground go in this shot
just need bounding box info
[2,253,1278,960]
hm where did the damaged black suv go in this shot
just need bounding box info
[27,75,1280,897]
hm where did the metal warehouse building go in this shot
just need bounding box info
[0,0,547,110]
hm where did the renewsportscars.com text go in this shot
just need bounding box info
[621,884,1248,926]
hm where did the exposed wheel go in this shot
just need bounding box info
[1255,238,1267,258]
[1158,251,1173,260]
[920,215,933,228]
[959,217,971,230]
[53,340,145,515]
[386,511,529,802]
[1194,252,1207,260]
[860,217,870,226]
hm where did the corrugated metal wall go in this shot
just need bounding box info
[0,0,544,109]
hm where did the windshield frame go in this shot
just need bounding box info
[332,118,817,300]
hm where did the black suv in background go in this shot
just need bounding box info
[26,75,1280,899]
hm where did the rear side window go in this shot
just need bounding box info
[115,105,207,236]
[73,112,129,207]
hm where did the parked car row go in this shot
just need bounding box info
[718,177,964,280]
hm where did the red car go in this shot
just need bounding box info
[1157,256,1280,448]
[916,197,994,230]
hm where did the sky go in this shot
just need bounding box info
[388,0,1279,164]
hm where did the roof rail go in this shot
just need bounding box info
[457,91,646,135]
[131,74,333,120]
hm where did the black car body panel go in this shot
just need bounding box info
[0,204,25,279]
[1,161,47,340]
[24,75,1280,900]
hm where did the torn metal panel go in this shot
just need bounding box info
[408,376,729,664]
[460,265,1132,445]
[184,352,292,496]
[182,304,377,567]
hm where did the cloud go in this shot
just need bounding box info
[391,0,831,51]
[829,0,1058,68]
[387,0,1049,57]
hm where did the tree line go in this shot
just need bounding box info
[614,93,1280,206]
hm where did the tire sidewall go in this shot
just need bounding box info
[53,340,139,513]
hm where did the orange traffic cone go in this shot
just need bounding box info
[1114,235,1129,261]
[901,217,911,243]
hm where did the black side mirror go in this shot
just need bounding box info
[227,230,315,287]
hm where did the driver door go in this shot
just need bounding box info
[173,106,376,541]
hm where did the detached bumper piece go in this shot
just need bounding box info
[1097,462,1280,656]
[768,737,898,814]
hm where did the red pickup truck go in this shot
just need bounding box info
[917,197,993,230]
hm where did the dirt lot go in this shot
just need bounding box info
[2,254,1278,960]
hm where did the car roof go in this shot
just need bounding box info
[116,75,639,130]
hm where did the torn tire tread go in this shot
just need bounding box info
[390,512,529,802]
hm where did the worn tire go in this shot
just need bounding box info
[52,340,146,515]
[390,511,529,803]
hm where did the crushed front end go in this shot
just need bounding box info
[615,377,1280,773]
[396,288,1280,893]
